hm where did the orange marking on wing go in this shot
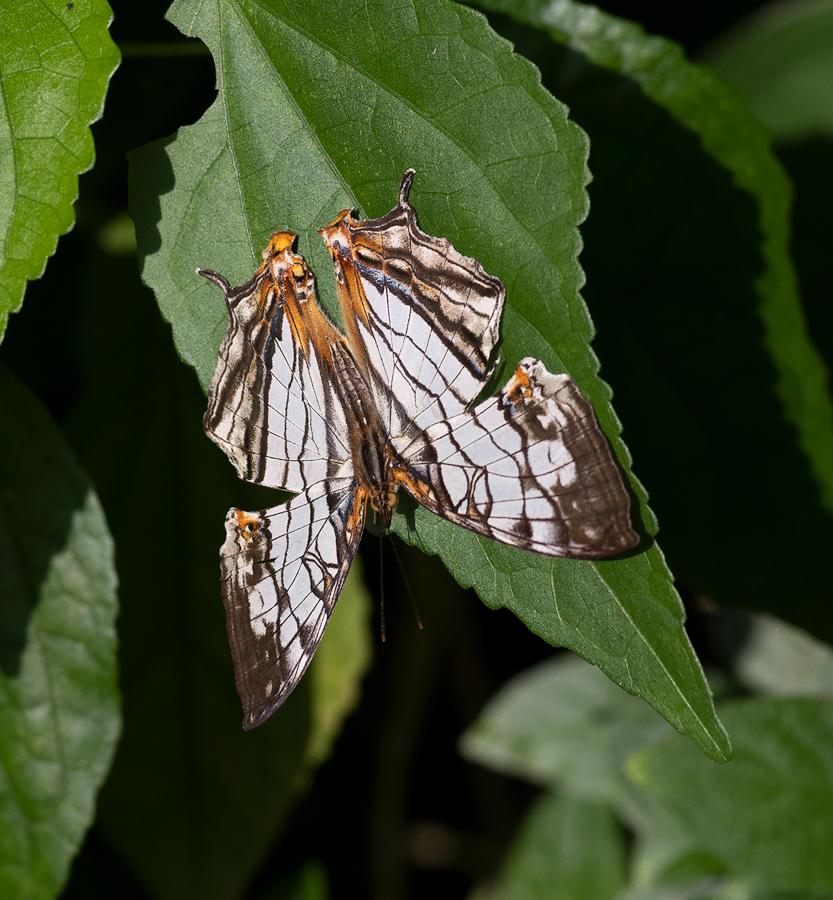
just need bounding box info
[245,232,299,321]
[348,488,369,539]
[268,231,296,255]
[259,230,347,364]
[283,289,346,365]
[505,365,533,404]
[319,212,372,331]
[234,509,262,544]
[393,469,435,505]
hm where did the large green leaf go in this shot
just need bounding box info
[460,654,674,805]
[474,0,833,639]
[490,792,626,900]
[460,654,715,893]
[731,613,833,698]
[463,655,833,897]
[129,0,728,761]
[0,0,120,341]
[629,698,833,892]
[63,243,371,900]
[0,366,120,900]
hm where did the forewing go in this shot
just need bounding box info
[202,233,351,493]
[319,171,505,439]
[220,478,365,730]
[399,358,639,558]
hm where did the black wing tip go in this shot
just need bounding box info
[586,522,641,558]
[622,527,641,551]
[598,526,641,557]
[239,677,296,730]
[241,699,281,731]
[241,714,263,732]
[399,169,416,207]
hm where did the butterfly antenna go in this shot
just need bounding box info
[390,536,423,630]
[379,531,386,642]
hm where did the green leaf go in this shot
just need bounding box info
[458,654,724,892]
[491,792,626,900]
[473,0,833,640]
[702,0,833,142]
[0,0,120,341]
[732,613,833,698]
[624,856,727,898]
[129,0,728,761]
[460,654,674,804]
[137,0,596,397]
[629,698,833,891]
[0,365,120,900]
[402,512,728,761]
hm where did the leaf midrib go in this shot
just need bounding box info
[217,0,583,362]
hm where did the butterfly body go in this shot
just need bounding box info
[201,171,638,729]
[329,340,401,528]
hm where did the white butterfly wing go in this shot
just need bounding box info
[220,478,365,730]
[320,171,504,439]
[203,173,637,731]
[202,233,351,493]
[399,358,639,557]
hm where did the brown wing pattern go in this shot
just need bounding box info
[399,358,639,558]
[202,171,638,730]
[320,171,505,440]
[220,478,365,730]
[201,232,351,494]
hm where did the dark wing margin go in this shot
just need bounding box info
[220,478,365,730]
[398,358,639,558]
[319,170,506,438]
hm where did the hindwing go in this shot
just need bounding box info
[220,478,364,730]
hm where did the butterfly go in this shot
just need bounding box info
[200,170,638,729]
